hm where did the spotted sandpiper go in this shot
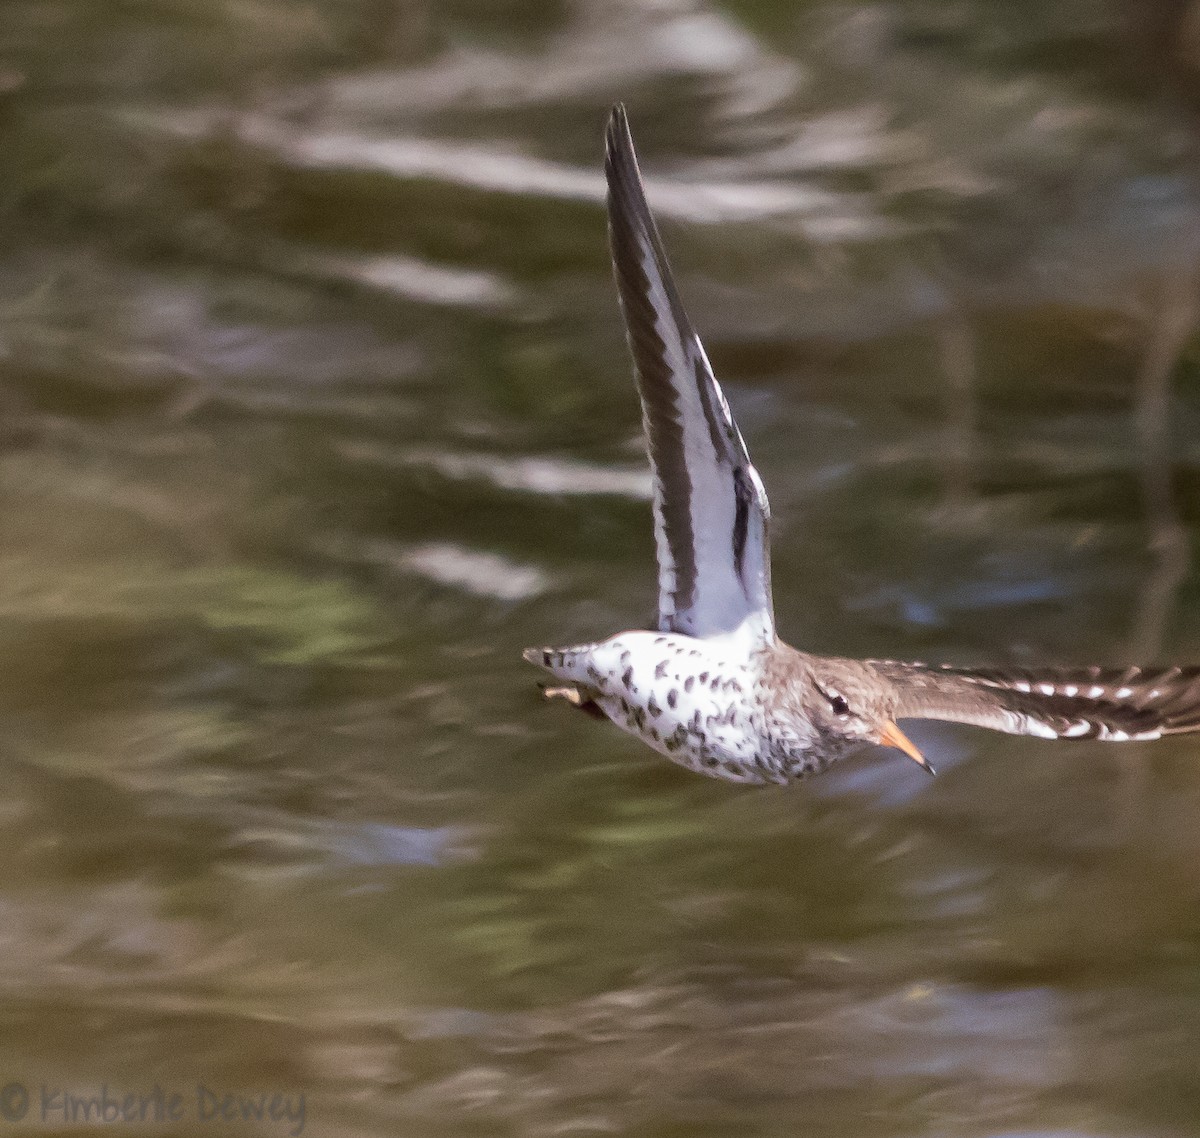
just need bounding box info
[523,104,1200,784]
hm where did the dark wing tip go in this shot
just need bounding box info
[603,104,680,319]
[604,102,646,222]
[605,103,631,162]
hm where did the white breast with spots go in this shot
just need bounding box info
[578,630,769,783]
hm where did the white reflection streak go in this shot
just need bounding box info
[281,248,518,309]
[131,109,854,228]
[315,7,798,119]
[363,540,550,601]
[338,441,652,500]
[292,129,838,224]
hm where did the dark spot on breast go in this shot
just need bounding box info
[702,756,719,768]
[667,689,678,709]
[655,636,667,645]
[655,660,668,679]
[710,676,721,691]
[631,707,646,730]
[647,694,661,718]
[684,676,695,693]
[587,665,601,682]
[698,672,708,684]
[690,710,702,730]
[622,667,633,688]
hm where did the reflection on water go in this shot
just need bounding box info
[4,1,1200,1135]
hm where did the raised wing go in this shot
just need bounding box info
[872,661,1200,741]
[605,104,774,644]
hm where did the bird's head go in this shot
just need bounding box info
[810,658,933,774]
[768,653,934,776]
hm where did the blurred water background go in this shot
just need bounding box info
[5,1,1200,1135]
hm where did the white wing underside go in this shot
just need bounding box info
[605,105,774,647]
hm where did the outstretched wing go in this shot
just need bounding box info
[871,661,1200,741]
[605,104,774,645]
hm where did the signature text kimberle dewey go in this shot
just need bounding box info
[38,1083,306,1134]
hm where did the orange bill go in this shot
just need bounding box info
[878,721,935,776]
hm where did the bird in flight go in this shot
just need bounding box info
[524,104,1200,784]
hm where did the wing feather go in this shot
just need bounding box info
[604,104,773,644]
[871,661,1200,741]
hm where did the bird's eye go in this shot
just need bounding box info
[819,687,851,716]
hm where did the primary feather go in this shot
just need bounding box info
[873,662,1200,741]
[605,104,774,646]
